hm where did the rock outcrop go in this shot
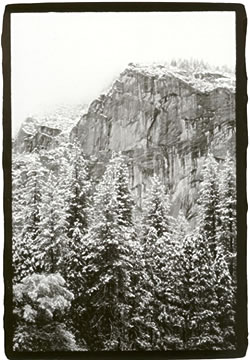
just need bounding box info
[14,117,63,153]
[14,104,87,153]
[71,63,235,218]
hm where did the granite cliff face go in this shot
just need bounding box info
[14,64,235,219]
[70,64,235,218]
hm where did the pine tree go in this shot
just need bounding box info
[171,210,190,244]
[213,245,236,350]
[198,153,220,258]
[175,233,223,350]
[126,235,155,350]
[13,273,82,351]
[142,175,170,239]
[35,169,68,273]
[12,154,47,282]
[132,227,161,350]
[63,141,92,296]
[79,153,136,350]
[138,175,175,350]
[65,141,91,239]
[57,142,93,347]
[217,154,237,278]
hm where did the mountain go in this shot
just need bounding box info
[14,63,235,219]
[70,63,235,218]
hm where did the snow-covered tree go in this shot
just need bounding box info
[171,233,223,350]
[197,153,220,258]
[79,153,136,350]
[213,245,236,350]
[131,227,161,350]
[13,273,81,351]
[64,141,92,239]
[12,154,47,282]
[35,169,68,273]
[62,141,92,296]
[54,142,93,347]
[170,210,190,244]
[137,176,175,349]
[142,175,170,239]
[217,154,237,278]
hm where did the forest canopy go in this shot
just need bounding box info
[12,142,236,351]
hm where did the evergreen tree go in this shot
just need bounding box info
[12,154,28,242]
[12,154,47,282]
[79,153,136,350]
[59,142,92,347]
[65,141,91,239]
[171,210,190,244]
[198,153,220,258]
[13,273,82,351]
[133,227,162,350]
[217,154,237,278]
[142,175,170,239]
[63,141,92,296]
[175,233,223,350]
[126,236,155,350]
[35,169,68,273]
[138,175,175,350]
[213,246,236,350]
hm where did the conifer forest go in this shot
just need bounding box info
[12,141,236,351]
[10,52,238,353]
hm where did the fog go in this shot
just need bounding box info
[11,12,235,135]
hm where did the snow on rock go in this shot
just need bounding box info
[14,104,87,153]
[70,63,235,219]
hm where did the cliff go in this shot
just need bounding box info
[14,63,235,219]
[70,63,235,218]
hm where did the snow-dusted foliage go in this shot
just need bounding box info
[12,147,236,351]
[36,169,69,273]
[136,176,174,349]
[217,154,237,279]
[13,273,80,351]
[197,153,220,258]
[78,153,136,350]
[176,233,223,350]
[63,141,92,294]
[213,246,236,350]
[12,153,48,282]
[142,175,170,239]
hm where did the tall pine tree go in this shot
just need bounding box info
[63,141,92,296]
[217,153,237,279]
[175,233,222,350]
[138,175,174,350]
[79,153,136,350]
[213,245,236,350]
[197,153,220,258]
[12,154,47,282]
[35,169,68,274]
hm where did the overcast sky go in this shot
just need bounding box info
[11,11,236,135]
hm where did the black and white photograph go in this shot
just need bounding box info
[3,3,247,357]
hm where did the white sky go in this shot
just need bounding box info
[11,11,236,135]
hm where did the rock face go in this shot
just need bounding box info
[71,64,235,218]
[14,64,235,219]
[14,104,87,153]
[14,117,63,153]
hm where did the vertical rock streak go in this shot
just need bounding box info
[70,65,235,217]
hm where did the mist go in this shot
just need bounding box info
[11,11,236,135]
